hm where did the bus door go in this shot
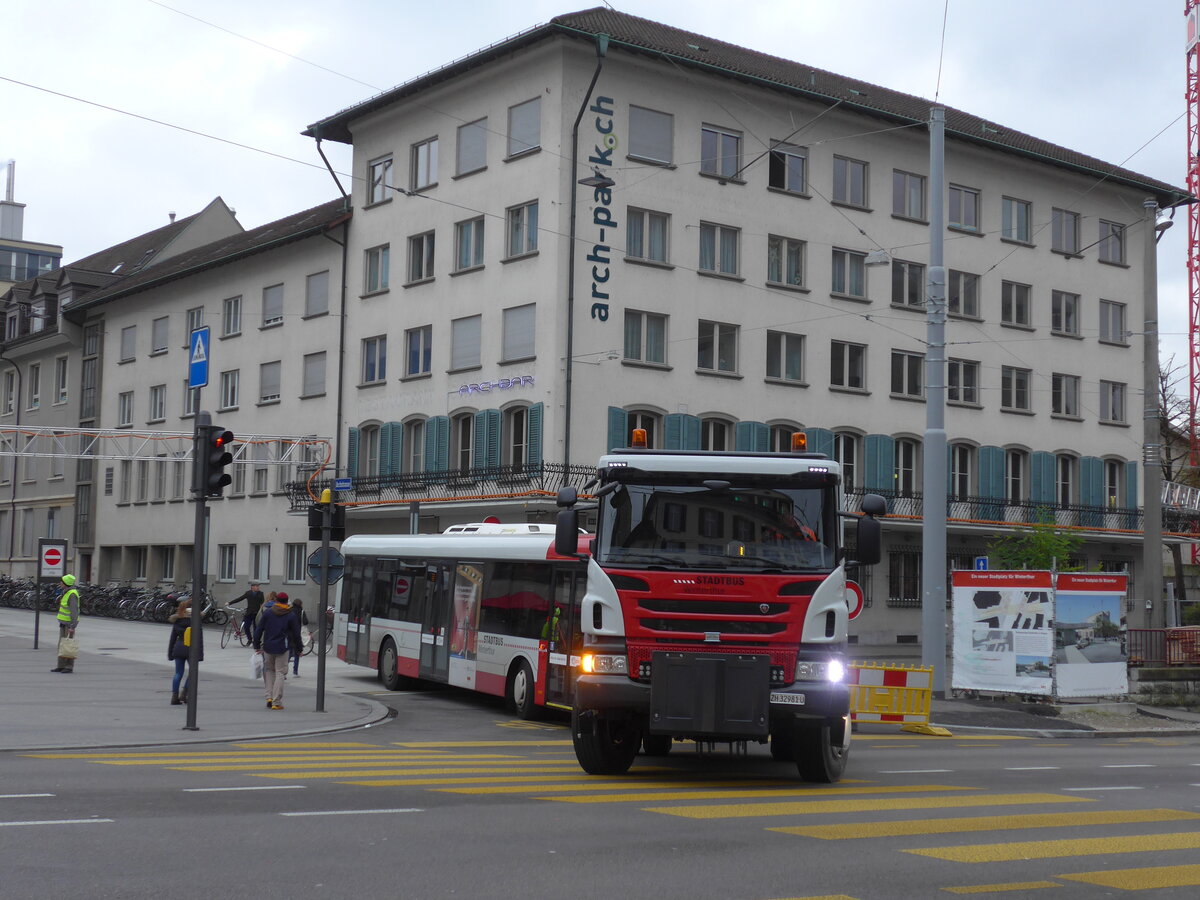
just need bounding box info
[419,562,453,682]
[344,556,375,667]
[543,568,585,709]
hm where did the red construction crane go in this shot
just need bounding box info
[1189,3,1200,465]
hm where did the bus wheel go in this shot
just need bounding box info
[379,639,404,691]
[572,708,639,775]
[769,721,795,761]
[507,660,538,720]
[641,733,672,756]
[795,716,850,783]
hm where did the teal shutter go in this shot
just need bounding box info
[1079,456,1103,526]
[389,423,404,475]
[527,403,543,466]
[346,427,360,479]
[379,422,404,476]
[683,416,701,450]
[804,427,834,458]
[1030,451,1055,505]
[426,416,449,472]
[977,445,1004,519]
[665,413,700,450]
[1124,460,1138,528]
[607,407,627,452]
[735,421,769,451]
[864,434,895,492]
[473,410,500,469]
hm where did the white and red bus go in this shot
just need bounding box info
[334,527,589,717]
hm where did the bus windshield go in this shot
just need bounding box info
[596,473,838,572]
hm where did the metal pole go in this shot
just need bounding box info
[315,495,331,713]
[184,409,210,730]
[1142,197,1164,629]
[921,107,948,694]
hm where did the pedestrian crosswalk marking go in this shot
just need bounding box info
[259,764,588,779]
[943,882,1061,894]
[648,792,1091,820]
[546,783,974,805]
[1058,863,1200,891]
[438,779,799,795]
[908,831,1200,863]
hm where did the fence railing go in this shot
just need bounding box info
[1127,628,1200,668]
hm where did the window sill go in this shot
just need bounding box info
[829,385,870,396]
[1099,419,1131,428]
[256,399,281,408]
[948,312,983,322]
[116,423,133,429]
[830,292,870,304]
[403,277,435,289]
[301,311,329,321]
[501,250,539,264]
[947,400,982,409]
[146,418,165,425]
[697,270,744,282]
[410,182,438,193]
[830,200,872,213]
[219,332,242,340]
[1051,330,1084,340]
[1098,258,1130,269]
[948,225,983,237]
[1000,237,1036,249]
[695,369,743,380]
[626,154,675,169]
[1098,338,1131,348]
[400,372,432,382]
[1000,322,1035,332]
[447,365,482,376]
[149,349,168,358]
[891,213,928,225]
[1051,249,1083,260]
[1000,407,1035,416]
[889,393,926,403]
[765,281,809,294]
[890,302,925,314]
[625,257,674,270]
[622,359,671,371]
[360,288,390,299]
[499,355,535,365]
[299,391,326,400]
[764,377,808,388]
[1051,413,1084,422]
[452,166,487,180]
[698,171,745,185]
[503,147,541,163]
[118,358,135,365]
[259,321,283,331]
[766,186,809,200]
[362,198,393,210]
[357,380,387,390]
[449,265,484,277]
[217,406,239,413]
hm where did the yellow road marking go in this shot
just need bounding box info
[1058,863,1200,890]
[256,765,587,779]
[95,753,498,767]
[438,779,798,795]
[392,740,573,747]
[850,734,1028,741]
[649,792,1090,819]
[170,756,575,772]
[550,784,973,804]
[25,747,403,760]
[340,773,672,787]
[943,882,1061,894]
[908,831,1200,863]
[774,809,1200,840]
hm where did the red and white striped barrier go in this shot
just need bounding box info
[848,663,951,736]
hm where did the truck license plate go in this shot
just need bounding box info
[770,692,805,706]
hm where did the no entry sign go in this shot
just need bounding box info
[39,540,68,579]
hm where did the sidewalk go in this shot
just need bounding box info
[0,608,390,752]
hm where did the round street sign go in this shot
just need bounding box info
[307,547,346,585]
[846,580,865,620]
[40,545,66,578]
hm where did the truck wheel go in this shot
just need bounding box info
[641,733,672,756]
[507,660,538,720]
[796,716,850,783]
[379,638,407,691]
[769,721,795,761]
[572,708,640,775]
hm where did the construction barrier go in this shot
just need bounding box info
[848,662,951,736]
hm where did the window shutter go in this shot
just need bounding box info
[735,421,768,451]
[527,403,543,466]
[379,422,404,476]
[1030,451,1055,504]
[683,415,701,450]
[607,407,627,452]
[1079,456,1103,527]
[864,434,895,492]
[804,427,834,458]
[426,416,449,472]
[665,414,700,450]
[665,414,682,449]
[474,409,500,468]
[346,427,360,479]
[977,445,1004,519]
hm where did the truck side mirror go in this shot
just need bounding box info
[556,486,578,508]
[555,508,580,557]
[854,493,886,565]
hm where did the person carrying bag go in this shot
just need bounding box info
[51,574,80,673]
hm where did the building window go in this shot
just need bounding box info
[950,444,974,499]
[222,296,242,336]
[888,551,921,607]
[185,306,204,341]
[1,371,13,415]
[1104,460,1124,507]
[405,325,432,377]
[948,358,979,404]
[1001,281,1031,326]
[118,391,134,427]
[506,201,538,257]
[831,341,866,390]
[831,248,866,298]
[769,424,799,452]
[152,316,169,353]
[502,304,535,362]
[767,236,805,287]
[890,350,924,398]
[697,320,738,374]
[700,124,741,178]
[250,544,270,583]
[1052,373,1080,417]
[454,217,484,271]
[1099,220,1125,264]
[766,331,804,383]
[891,260,925,308]
[1052,207,1080,254]
[504,406,530,466]
[361,336,386,384]
[769,141,807,193]
[305,270,329,317]
[410,137,438,190]
[456,118,487,175]
[54,356,67,404]
[218,545,236,581]
[947,270,979,317]
[120,325,136,361]
[1056,455,1076,506]
[624,310,667,365]
[450,413,473,471]
[627,411,659,448]
[627,208,669,262]
[1002,197,1031,242]
[262,284,283,326]
[219,369,239,410]
[1005,449,1027,502]
[285,543,306,583]
[1001,366,1031,411]
[507,97,541,156]
[148,384,165,421]
[365,244,390,293]
[451,315,481,370]
[408,231,435,283]
[182,380,198,417]
[26,363,39,410]
[259,361,281,403]
[949,184,979,231]
[629,106,673,164]
[834,433,859,490]
[404,419,425,473]
[895,439,919,495]
[701,418,731,451]
[1099,300,1127,344]
[892,170,925,219]
[1051,290,1080,335]
[1100,381,1126,423]
[833,156,868,207]
[302,352,325,396]
[699,222,739,275]
[368,154,393,203]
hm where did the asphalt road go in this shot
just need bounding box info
[5,684,1200,899]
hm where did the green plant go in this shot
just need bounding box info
[986,516,1084,571]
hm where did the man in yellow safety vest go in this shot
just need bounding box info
[51,574,80,673]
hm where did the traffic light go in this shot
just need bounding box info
[203,425,235,496]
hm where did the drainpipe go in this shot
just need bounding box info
[0,348,20,565]
[312,135,350,484]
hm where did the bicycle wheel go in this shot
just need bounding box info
[220,616,236,649]
[210,607,230,626]
[301,629,316,656]
[237,619,251,648]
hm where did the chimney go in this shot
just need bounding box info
[0,159,25,241]
[169,211,176,223]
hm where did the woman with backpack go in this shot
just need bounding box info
[167,599,203,705]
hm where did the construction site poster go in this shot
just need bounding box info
[1053,573,1128,698]
[951,571,1054,696]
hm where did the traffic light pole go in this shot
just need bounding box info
[184,410,211,731]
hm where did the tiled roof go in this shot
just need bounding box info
[69,198,350,313]
[306,6,1187,203]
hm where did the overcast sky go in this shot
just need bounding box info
[2,0,1192,374]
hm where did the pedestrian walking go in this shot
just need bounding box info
[290,598,311,676]
[51,574,80,673]
[229,582,265,645]
[253,591,301,710]
[166,600,202,705]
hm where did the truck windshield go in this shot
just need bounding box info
[596,474,838,571]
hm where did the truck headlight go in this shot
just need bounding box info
[581,653,628,675]
[795,659,845,683]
